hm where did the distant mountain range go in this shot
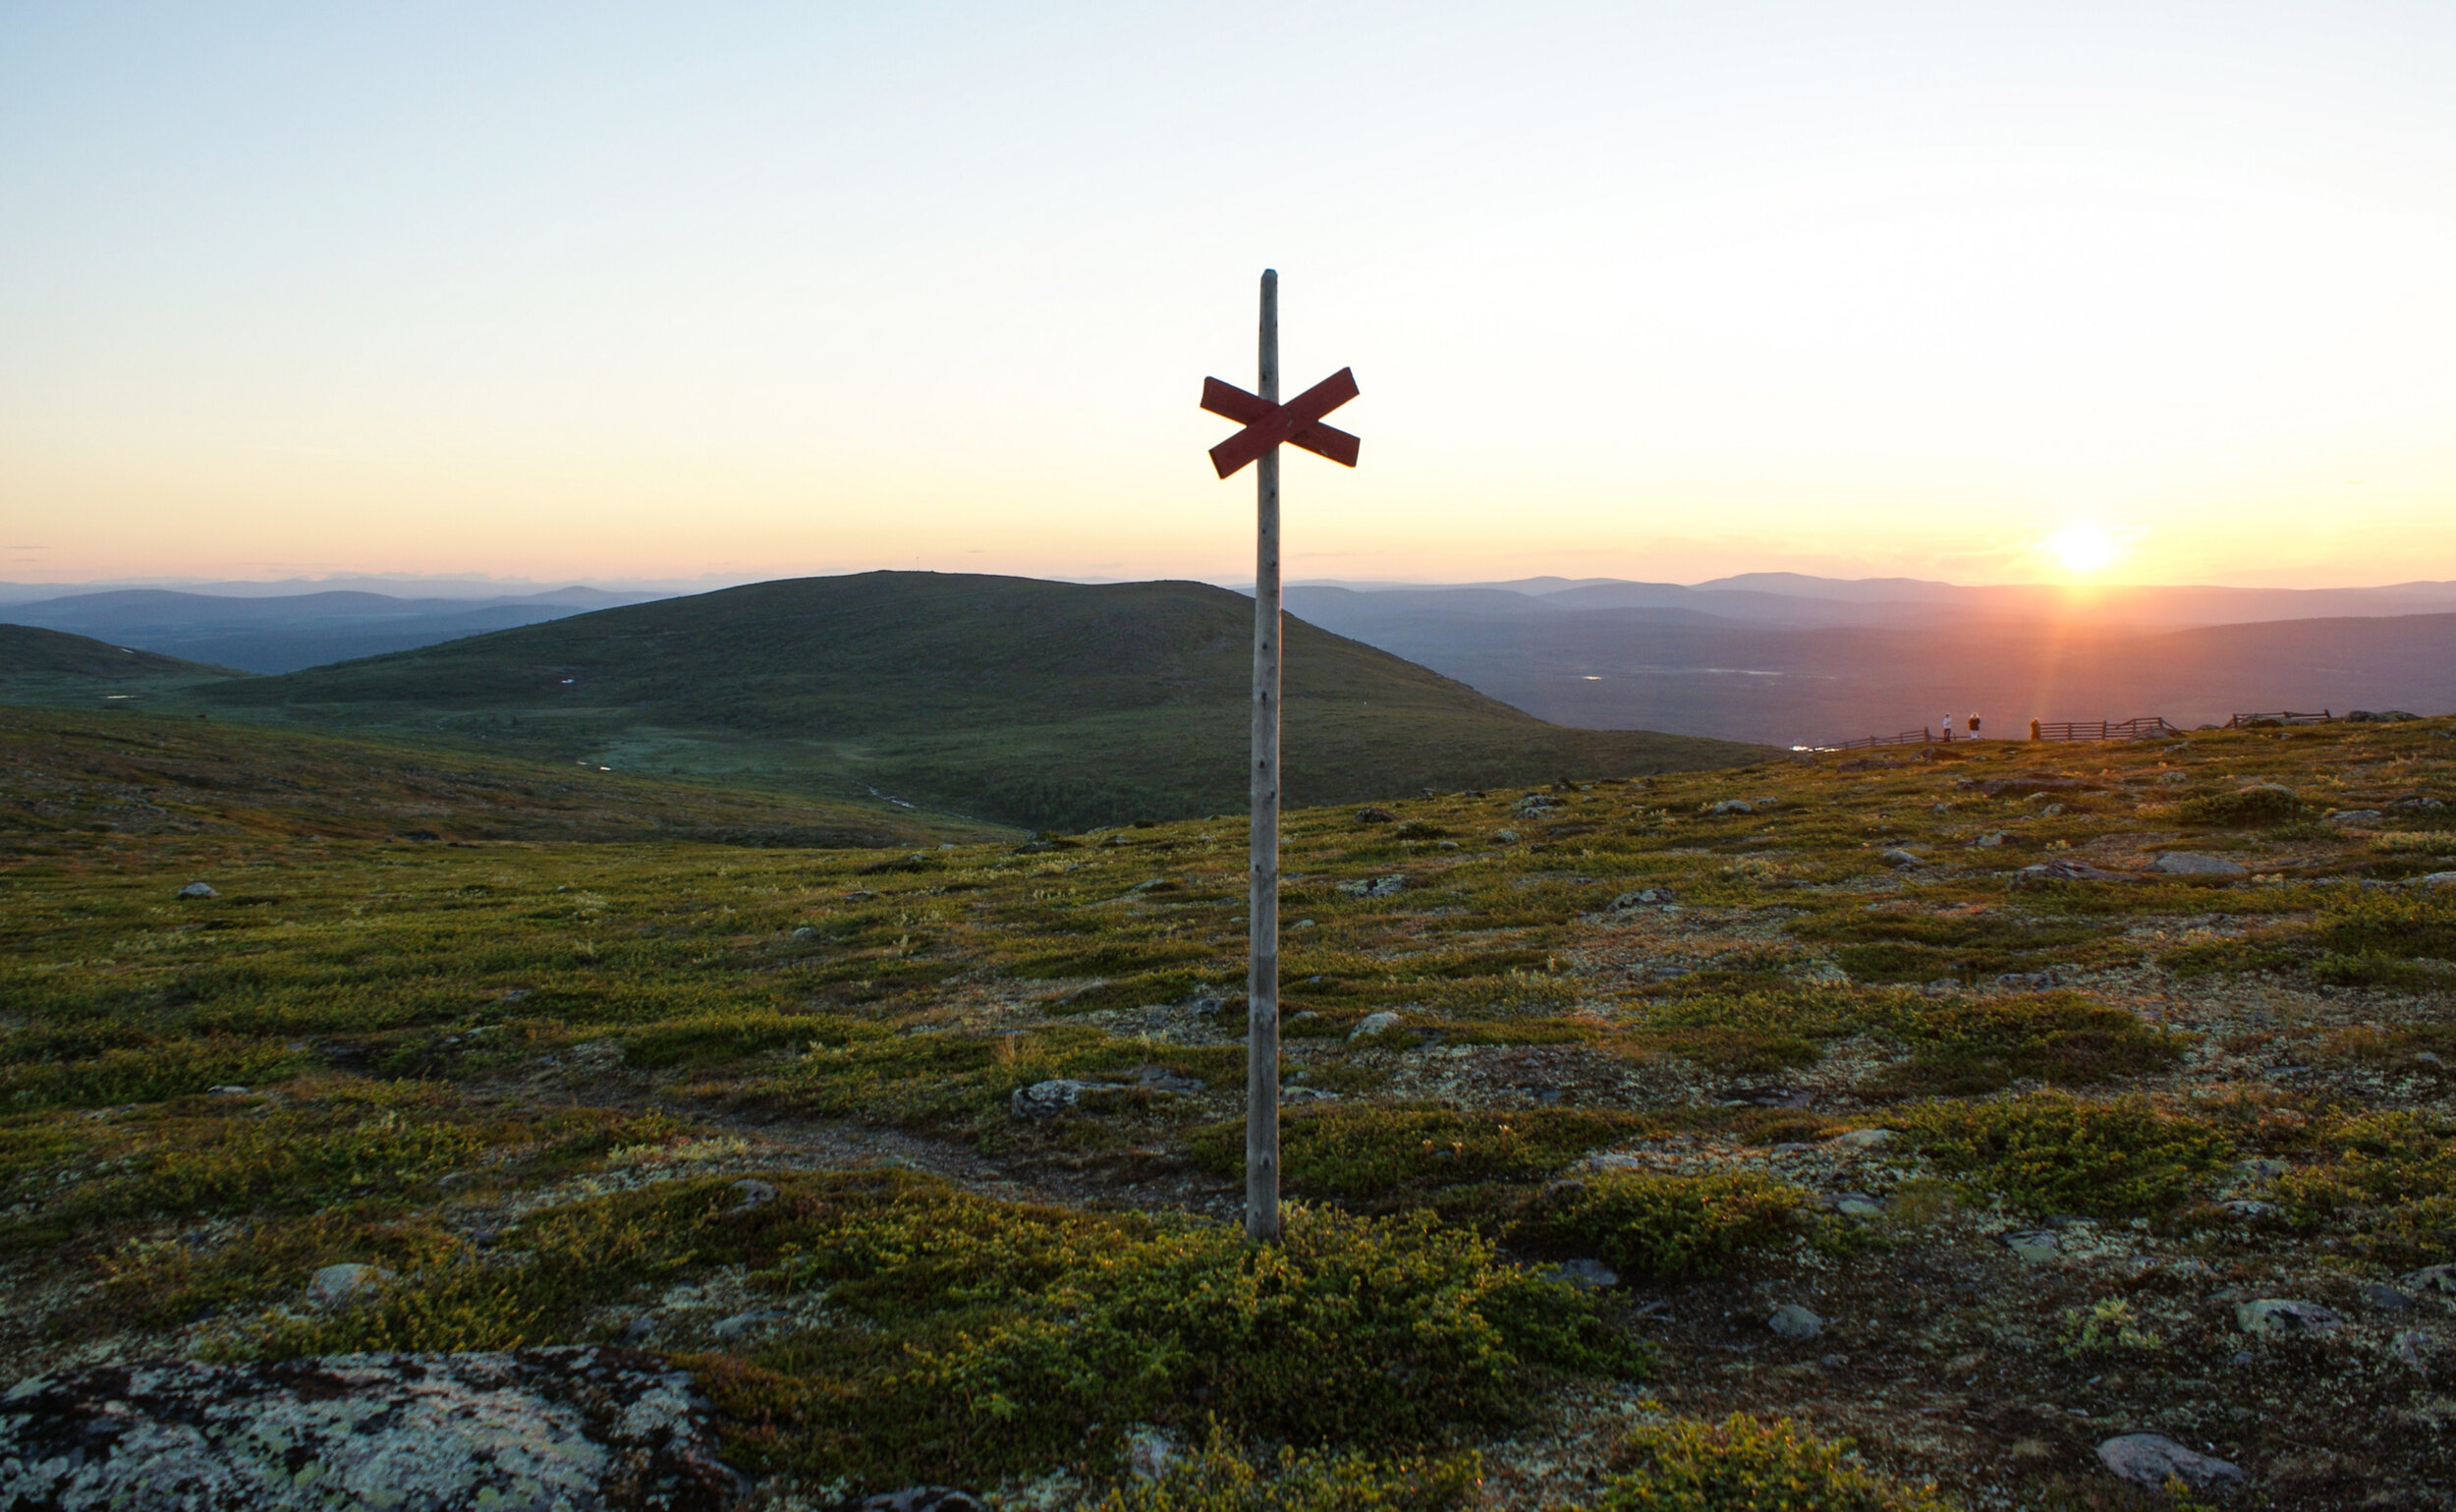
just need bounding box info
[0,587,666,673]
[10,570,2454,758]
[1282,583,2456,746]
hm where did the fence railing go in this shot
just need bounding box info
[1807,715,2175,753]
[1818,728,1936,752]
[2228,709,2331,728]
[2035,716,2180,742]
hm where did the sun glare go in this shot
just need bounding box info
[2042,521,2123,577]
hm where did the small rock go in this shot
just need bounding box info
[1354,807,1397,824]
[1337,874,1406,899]
[2223,1200,2277,1218]
[1546,1259,1621,1289]
[207,1085,251,1096]
[2404,1263,2456,1295]
[1494,828,1521,842]
[1706,799,1755,816]
[843,1491,989,1512]
[1834,1196,1883,1219]
[1992,971,2058,990]
[1010,1080,1089,1119]
[2393,1328,2435,1373]
[2148,852,2251,878]
[178,882,218,899]
[1127,1428,1179,1481]
[1767,1305,1823,1340]
[790,925,817,939]
[2361,1282,2415,1313]
[2095,1433,2247,1492]
[2001,1231,2061,1262]
[2012,859,2141,887]
[1974,831,2007,848]
[2415,871,2456,888]
[1608,885,1676,910]
[1282,1086,1340,1102]
[2039,803,2066,816]
[1350,1011,1403,1040]
[306,1263,392,1309]
[2230,1157,2290,1185]
[1879,848,1922,868]
[2236,1298,2344,1335]
[1831,1128,1895,1151]
[621,1314,660,1344]
[708,1309,790,1340]
[2325,809,2384,824]
[727,1179,777,1214]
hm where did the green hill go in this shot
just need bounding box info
[0,623,242,706]
[0,705,990,847]
[197,572,1765,828]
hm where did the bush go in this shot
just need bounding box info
[233,1171,1644,1490]
[2268,1110,2456,1266]
[1187,1106,1645,1204]
[1084,1429,1480,1511]
[1901,1092,2229,1217]
[2180,784,2306,827]
[1591,1413,1955,1511]
[1510,1170,1815,1280]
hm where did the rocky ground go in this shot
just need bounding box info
[4,711,2455,1507]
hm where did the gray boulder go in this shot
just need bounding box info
[1010,1080,1090,1119]
[305,1262,392,1310]
[2012,859,2141,888]
[839,1492,987,1512]
[2148,853,2250,878]
[1545,1259,1621,1290]
[0,1349,742,1511]
[2237,1298,2344,1335]
[177,882,218,899]
[1349,1011,1403,1040]
[2095,1433,2246,1492]
[2405,1263,2456,1295]
[1608,886,1676,910]
[1766,1305,1822,1339]
[1879,849,1922,868]
[1706,799,1755,816]
[1337,874,1406,899]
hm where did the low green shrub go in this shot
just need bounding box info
[2268,1110,2456,1266]
[1875,996,2185,1096]
[2180,784,2306,827]
[1901,1092,2229,1217]
[1589,1413,1954,1511]
[1186,1106,1646,1203]
[1082,1428,1480,1511]
[0,1035,309,1112]
[1509,1170,1817,1280]
[234,1171,1642,1490]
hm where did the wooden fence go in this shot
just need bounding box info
[1810,715,2176,753]
[2035,716,2180,742]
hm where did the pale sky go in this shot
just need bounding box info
[5,2,2454,589]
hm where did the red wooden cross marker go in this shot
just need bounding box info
[1201,366,1361,477]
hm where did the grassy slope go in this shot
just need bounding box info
[193,572,1765,827]
[0,706,999,847]
[0,623,243,707]
[8,716,2455,1504]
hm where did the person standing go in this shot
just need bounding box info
[1969,712,1983,739]
[1941,712,1955,743]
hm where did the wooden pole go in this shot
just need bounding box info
[1246,268,1282,1244]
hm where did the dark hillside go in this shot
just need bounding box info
[0,706,987,847]
[198,572,1764,827]
[0,624,244,709]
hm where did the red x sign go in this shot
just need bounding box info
[1201,366,1361,478]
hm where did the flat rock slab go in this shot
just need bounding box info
[2097,1433,2246,1491]
[0,1347,742,1512]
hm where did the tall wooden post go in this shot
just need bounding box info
[1246,268,1283,1243]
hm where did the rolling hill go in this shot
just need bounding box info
[0,624,243,706]
[0,705,986,848]
[195,572,1765,828]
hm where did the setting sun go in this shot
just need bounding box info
[2042,521,2124,576]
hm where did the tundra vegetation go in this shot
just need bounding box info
[5,702,2456,1508]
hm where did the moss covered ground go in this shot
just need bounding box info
[6,708,2456,1507]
